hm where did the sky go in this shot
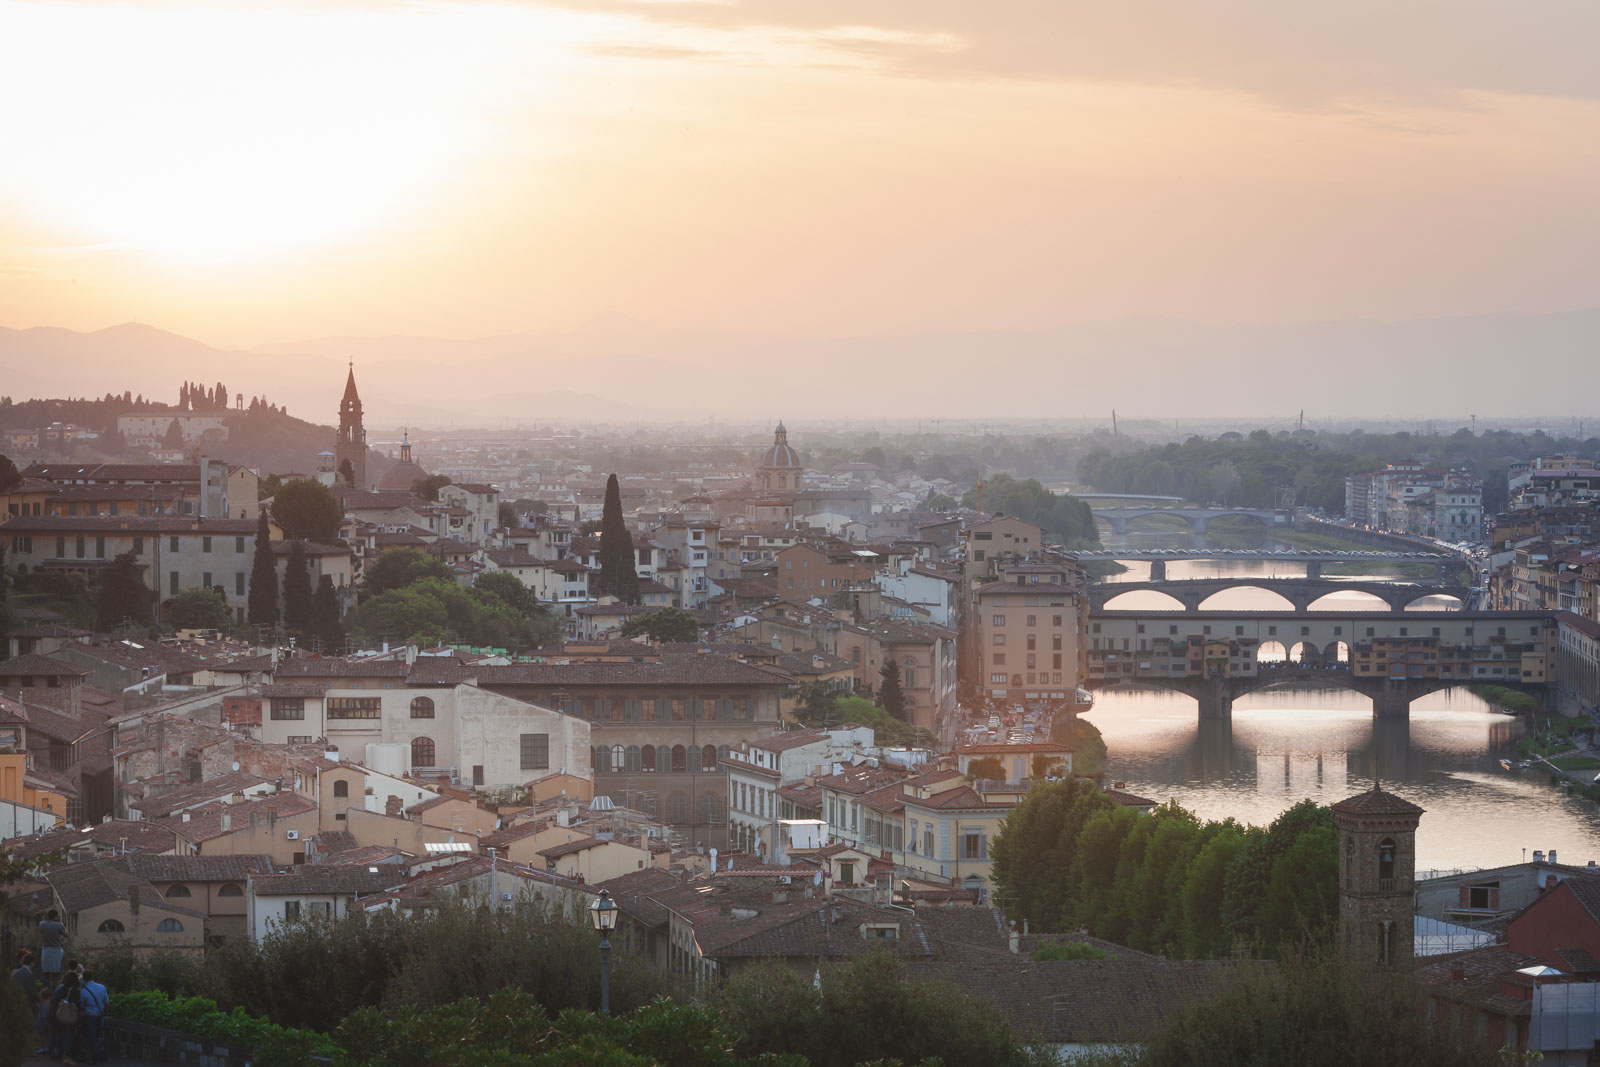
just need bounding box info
[2,1,1599,366]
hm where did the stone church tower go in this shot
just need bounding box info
[1331,786,1424,964]
[334,362,367,490]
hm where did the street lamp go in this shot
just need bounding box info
[589,888,618,1014]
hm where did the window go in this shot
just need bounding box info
[671,699,686,721]
[98,919,125,933]
[642,746,657,772]
[163,883,192,898]
[157,919,184,933]
[990,672,1007,684]
[992,653,1006,666]
[1026,635,1036,650]
[284,901,301,921]
[270,698,305,720]
[992,615,1005,626]
[333,780,349,798]
[962,831,987,860]
[236,536,246,553]
[642,697,657,721]
[924,828,935,856]
[202,536,212,552]
[170,535,180,552]
[202,571,212,588]
[625,745,641,772]
[327,697,381,719]
[992,634,1006,646]
[700,698,716,722]
[702,743,716,770]
[411,736,436,768]
[308,901,331,918]
[687,746,702,773]
[235,573,245,596]
[170,571,180,595]
[520,733,549,770]
[669,794,687,823]
[409,696,435,718]
[701,794,719,825]
[671,745,687,772]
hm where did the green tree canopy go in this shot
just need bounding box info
[877,657,905,722]
[363,549,456,598]
[281,541,313,633]
[959,474,1099,545]
[246,511,278,628]
[618,607,698,643]
[412,474,452,502]
[594,474,641,605]
[346,577,522,650]
[167,586,231,631]
[0,453,20,494]
[309,575,344,654]
[474,571,539,616]
[95,552,153,630]
[272,479,342,542]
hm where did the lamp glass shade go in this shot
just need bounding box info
[591,889,618,932]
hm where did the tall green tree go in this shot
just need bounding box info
[594,474,640,604]
[0,453,20,494]
[338,458,357,488]
[309,575,344,653]
[95,552,152,629]
[246,512,279,628]
[162,418,184,449]
[273,480,343,542]
[877,657,906,722]
[282,541,313,633]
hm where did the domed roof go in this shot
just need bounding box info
[379,459,430,491]
[759,421,801,470]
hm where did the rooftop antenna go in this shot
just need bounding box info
[1112,410,1119,437]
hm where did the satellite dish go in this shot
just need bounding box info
[231,762,240,772]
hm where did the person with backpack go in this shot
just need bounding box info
[48,971,82,1065]
[78,970,109,1065]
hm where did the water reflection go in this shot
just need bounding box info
[1082,687,1600,870]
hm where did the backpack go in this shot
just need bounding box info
[54,996,80,1025]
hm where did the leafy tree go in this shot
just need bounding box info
[958,473,1099,544]
[1255,824,1339,956]
[338,458,357,488]
[964,756,1005,781]
[474,571,538,616]
[0,453,20,494]
[497,501,519,528]
[1179,824,1246,958]
[281,542,313,633]
[618,607,698,643]
[923,492,958,511]
[162,418,184,449]
[95,552,153,629]
[877,657,905,721]
[307,575,344,653]
[346,577,523,650]
[412,474,452,502]
[1220,800,1332,952]
[246,512,279,628]
[990,778,1113,931]
[513,498,546,517]
[363,549,456,598]
[595,474,641,605]
[272,479,342,542]
[167,586,231,631]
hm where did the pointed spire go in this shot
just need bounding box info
[343,361,360,403]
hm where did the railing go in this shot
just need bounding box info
[1377,877,1397,893]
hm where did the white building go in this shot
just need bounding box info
[721,727,874,858]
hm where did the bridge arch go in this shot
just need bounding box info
[1323,640,1350,664]
[1198,585,1296,612]
[1102,588,1187,611]
[1307,589,1393,613]
[1257,640,1290,663]
[1402,592,1465,612]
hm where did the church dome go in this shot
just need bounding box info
[759,420,801,470]
[379,460,429,491]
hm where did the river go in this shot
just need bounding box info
[1082,557,1600,871]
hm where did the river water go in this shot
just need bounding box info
[1083,556,1600,871]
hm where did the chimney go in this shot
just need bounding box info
[221,812,232,833]
[128,883,141,916]
[1533,850,1545,863]
[1008,921,1019,955]
[181,811,190,822]
[1549,849,1558,864]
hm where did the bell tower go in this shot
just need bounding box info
[1331,786,1424,965]
[334,361,367,489]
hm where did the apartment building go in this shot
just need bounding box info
[972,562,1087,704]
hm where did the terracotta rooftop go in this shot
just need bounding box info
[1330,787,1426,818]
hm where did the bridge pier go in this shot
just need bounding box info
[1372,681,1413,720]
[1148,559,1166,581]
[1196,678,1235,720]
[1306,561,1322,579]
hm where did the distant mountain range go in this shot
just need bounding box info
[4,308,1599,425]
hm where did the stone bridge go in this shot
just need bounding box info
[1089,577,1464,613]
[1063,548,1463,580]
[1088,506,1285,542]
[1092,666,1520,721]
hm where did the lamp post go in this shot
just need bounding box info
[589,887,618,1014]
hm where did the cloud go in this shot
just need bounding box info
[530,0,1600,109]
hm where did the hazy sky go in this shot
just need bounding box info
[3,0,1600,349]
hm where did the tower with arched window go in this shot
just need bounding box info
[1331,786,1424,965]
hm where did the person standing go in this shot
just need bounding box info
[48,970,81,1065]
[79,970,109,1066]
[38,909,68,980]
[11,949,38,1005]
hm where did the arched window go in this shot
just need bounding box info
[671,745,686,772]
[686,746,701,773]
[333,780,349,798]
[669,794,687,823]
[625,745,641,772]
[157,919,184,933]
[1378,838,1396,883]
[410,696,435,719]
[641,745,657,772]
[700,794,719,826]
[641,793,658,817]
[702,744,716,770]
[596,746,612,773]
[611,744,625,772]
[165,884,192,898]
[411,735,436,769]
[218,884,244,898]
[717,744,729,764]
[98,919,125,933]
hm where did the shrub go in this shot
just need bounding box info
[107,990,333,1060]
[1031,940,1108,961]
[0,979,31,1067]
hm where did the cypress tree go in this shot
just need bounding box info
[878,657,906,722]
[595,473,640,604]
[282,541,312,633]
[247,512,278,628]
[309,575,343,653]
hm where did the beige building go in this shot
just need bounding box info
[48,859,208,957]
[973,562,1087,703]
